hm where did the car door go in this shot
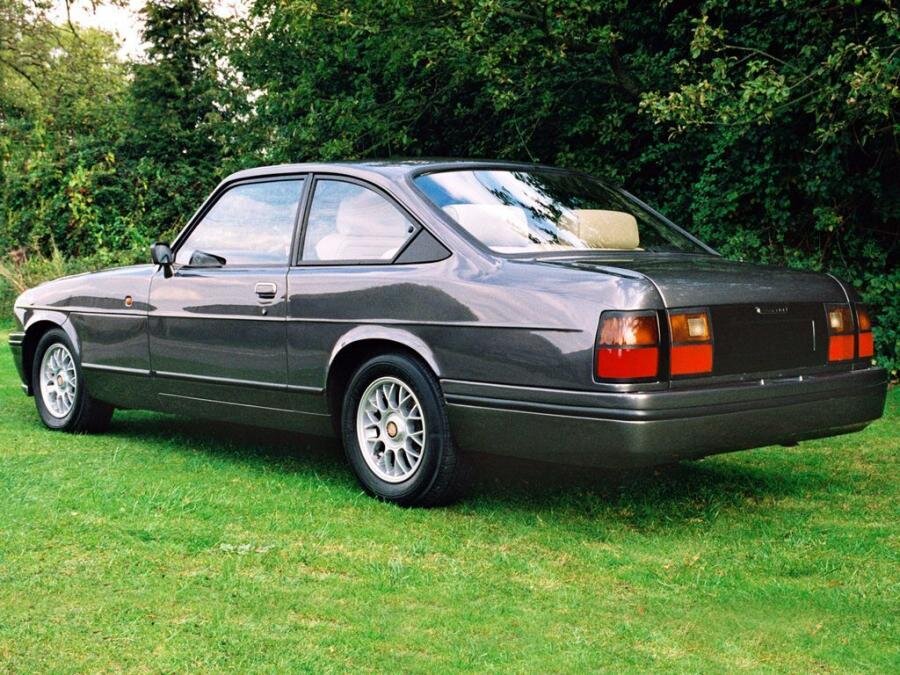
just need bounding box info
[149,177,306,414]
[286,177,429,412]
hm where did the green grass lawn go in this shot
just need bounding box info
[0,333,897,673]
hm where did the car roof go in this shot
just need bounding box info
[225,158,565,184]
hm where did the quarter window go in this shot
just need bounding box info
[302,180,415,262]
[176,179,304,266]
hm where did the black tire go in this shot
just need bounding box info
[31,328,114,433]
[341,353,466,506]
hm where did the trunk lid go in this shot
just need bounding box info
[541,253,848,377]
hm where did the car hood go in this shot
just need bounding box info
[537,253,847,307]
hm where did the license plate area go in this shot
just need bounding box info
[710,303,825,376]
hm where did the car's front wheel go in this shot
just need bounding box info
[32,328,113,433]
[341,353,465,506]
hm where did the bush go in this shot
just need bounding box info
[0,244,147,320]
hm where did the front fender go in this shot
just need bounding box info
[22,309,80,355]
[13,309,79,395]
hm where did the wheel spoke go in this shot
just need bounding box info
[396,450,412,474]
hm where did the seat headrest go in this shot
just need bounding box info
[336,190,406,236]
[442,204,530,248]
[564,209,639,250]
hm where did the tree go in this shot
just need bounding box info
[125,0,228,238]
[0,1,132,258]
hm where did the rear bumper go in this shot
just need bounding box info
[443,368,888,468]
[8,332,28,394]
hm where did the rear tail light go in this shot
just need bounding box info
[596,311,659,380]
[856,305,874,359]
[668,310,713,376]
[827,304,855,362]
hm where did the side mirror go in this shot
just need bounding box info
[151,242,174,278]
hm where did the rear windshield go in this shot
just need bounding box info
[414,169,708,254]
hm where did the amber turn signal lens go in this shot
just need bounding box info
[668,310,713,376]
[670,311,711,343]
[827,305,853,335]
[856,305,874,359]
[598,313,659,347]
[596,312,659,380]
[856,305,872,332]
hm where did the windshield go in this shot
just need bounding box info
[414,169,709,254]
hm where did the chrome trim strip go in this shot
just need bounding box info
[26,305,142,317]
[81,362,324,394]
[149,312,284,322]
[285,317,579,331]
[154,370,284,390]
[825,273,853,305]
[21,304,579,332]
[80,360,327,395]
[81,363,151,376]
[287,383,325,394]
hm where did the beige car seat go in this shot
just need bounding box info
[562,209,640,249]
[315,190,409,260]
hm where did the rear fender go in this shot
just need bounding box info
[327,326,442,380]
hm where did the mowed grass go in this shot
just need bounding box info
[0,332,897,673]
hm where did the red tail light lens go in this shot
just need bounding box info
[856,305,874,359]
[596,312,659,380]
[827,304,855,362]
[669,310,713,376]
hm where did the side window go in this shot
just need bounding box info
[176,179,304,266]
[302,180,415,262]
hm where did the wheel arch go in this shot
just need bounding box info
[324,328,442,425]
[21,313,78,395]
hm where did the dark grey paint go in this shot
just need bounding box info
[9,160,887,467]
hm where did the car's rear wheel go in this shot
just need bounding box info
[32,328,113,433]
[341,353,465,506]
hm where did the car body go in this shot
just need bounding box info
[8,160,888,503]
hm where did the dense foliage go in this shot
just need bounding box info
[0,0,897,372]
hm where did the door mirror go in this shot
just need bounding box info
[151,242,174,278]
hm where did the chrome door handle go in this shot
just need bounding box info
[255,282,277,300]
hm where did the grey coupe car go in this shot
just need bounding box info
[8,160,888,505]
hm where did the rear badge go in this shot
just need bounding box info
[755,305,789,315]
